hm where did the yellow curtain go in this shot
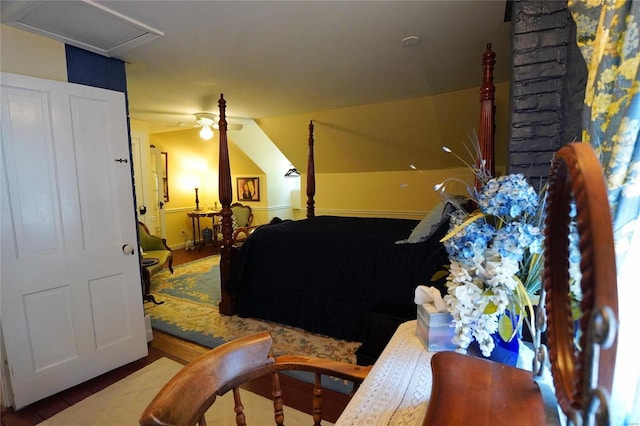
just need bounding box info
[569,1,640,423]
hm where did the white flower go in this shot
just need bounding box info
[448,260,473,283]
[474,315,498,356]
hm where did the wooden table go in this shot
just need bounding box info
[187,210,220,249]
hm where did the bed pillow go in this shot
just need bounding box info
[396,195,467,244]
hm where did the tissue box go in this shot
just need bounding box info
[416,304,456,352]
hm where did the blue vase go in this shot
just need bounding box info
[202,227,213,243]
[469,311,521,367]
[486,332,520,367]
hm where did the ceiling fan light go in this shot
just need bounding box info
[199,125,214,140]
[196,117,215,127]
[195,113,216,126]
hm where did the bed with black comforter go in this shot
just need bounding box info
[215,45,496,344]
[229,214,451,341]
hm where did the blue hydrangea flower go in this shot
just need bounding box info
[477,174,539,219]
[443,221,495,266]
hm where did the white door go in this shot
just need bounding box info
[0,72,147,409]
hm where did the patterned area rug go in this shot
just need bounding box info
[144,255,361,366]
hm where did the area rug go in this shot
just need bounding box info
[150,254,221,304]
[144,256,361,392]
[37,357,327,425]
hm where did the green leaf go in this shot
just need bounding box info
[430,269,449,282]
[498,314,514,341]
[571,301,582,321]
[483,301,498,314]
[513,276,536,336]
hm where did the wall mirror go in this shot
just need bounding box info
[161,151,169,202]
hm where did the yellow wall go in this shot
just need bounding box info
[256,82,510,174]
[1,24,66,80]
[309,167,473,220]
[254,84,510,226]
[256,84,509,224]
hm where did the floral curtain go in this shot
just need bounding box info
[568,1,640,423]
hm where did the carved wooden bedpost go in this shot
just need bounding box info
[217,94,236,315]
[478,43,496,187]
[306,120,315,218]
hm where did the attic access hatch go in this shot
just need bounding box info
[0,0,163,57]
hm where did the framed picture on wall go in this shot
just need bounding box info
[236,177,260,201]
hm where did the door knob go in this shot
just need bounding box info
[122,244,135,255]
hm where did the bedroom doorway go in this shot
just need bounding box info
[131,132,166,239]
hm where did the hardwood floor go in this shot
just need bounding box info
[0,248,214,426]
[171,244,219,264]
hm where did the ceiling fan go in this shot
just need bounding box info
[194,112,243,140]
[127,108,244,134]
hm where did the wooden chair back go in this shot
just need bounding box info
[139,332,371,426]
[230,202,258,245]
[424,143,619,425]
[231,202,253,227]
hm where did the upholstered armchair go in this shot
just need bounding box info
[138,221,173,304]
[138,221,173,274]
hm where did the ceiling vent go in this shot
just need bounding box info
[0,0,163,57]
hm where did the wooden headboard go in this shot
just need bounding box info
[216,43,497,315]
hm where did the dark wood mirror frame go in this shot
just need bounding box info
[544,143,618,420]
[161,151,169,202]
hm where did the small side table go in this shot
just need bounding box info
[187,210,220,249]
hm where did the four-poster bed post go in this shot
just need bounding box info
[217,94,236,315]
[306,120,315,218]
[477,43,496,185]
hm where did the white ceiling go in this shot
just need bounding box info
[2,0,513,133]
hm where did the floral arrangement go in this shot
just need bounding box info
[433,136,586,358]
[435,140,546,357]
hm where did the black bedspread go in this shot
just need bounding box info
[229,215,450,341]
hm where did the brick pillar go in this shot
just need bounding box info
[509,0,586,190]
